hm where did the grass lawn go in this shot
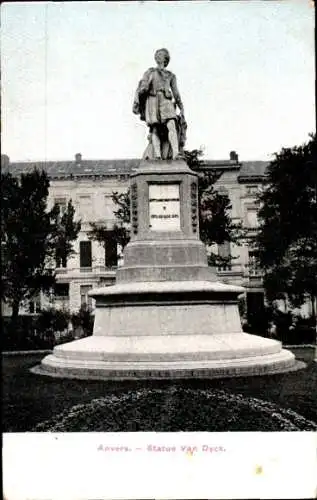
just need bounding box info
[2,347,317,432]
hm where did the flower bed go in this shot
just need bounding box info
[34,386,317,432]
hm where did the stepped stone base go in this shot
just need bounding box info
[35,160,300,380]
[37,281,299,380]
[35,335,299,380]
[116,239,214,282]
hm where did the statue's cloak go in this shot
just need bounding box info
[132,80,148,122]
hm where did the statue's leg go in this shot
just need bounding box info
[142,131,154,160]
[167,119,179,159]
[161,140,171,160]
[151,126,161,159]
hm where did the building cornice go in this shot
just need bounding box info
[2,155,270,182]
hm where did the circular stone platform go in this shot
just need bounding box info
[35,281,300,380]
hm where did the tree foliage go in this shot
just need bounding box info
[90,149,242,268]
[256,134,317,316]
[54,200,81,267]
[185,149,243,265]
[1,169,80,323]
[90,190,130,252]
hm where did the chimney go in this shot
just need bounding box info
[230,151,238,162]
[75,153,82,164]
[1,154,10,169]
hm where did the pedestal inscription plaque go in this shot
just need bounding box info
[149,183,180,231]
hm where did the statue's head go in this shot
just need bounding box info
[154,48,170,67]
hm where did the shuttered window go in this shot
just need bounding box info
[80,241,92,268]
[80,285,93,309]
[105,231,118,268]
[217,241,232,271]
[218,241,231,259]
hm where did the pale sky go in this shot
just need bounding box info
[1,0,315,162]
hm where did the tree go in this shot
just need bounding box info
[54,200,81,267]
[256,134,317,326]
[185,149,243,266]
[1,168,81,327]
[90,190,130,254]
[90,149,242,268]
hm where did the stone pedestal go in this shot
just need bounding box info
[37,160,298,379]
[116,160,214,283]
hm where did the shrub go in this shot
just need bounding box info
[272,310,316,345]
[35,308,70,333]
[242,305,274,338]
[34,308,71,347]
[2,315,54,351]
[290,316,316,345]
[71,304,94,338]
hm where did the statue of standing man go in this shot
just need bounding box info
[133,48,187,161]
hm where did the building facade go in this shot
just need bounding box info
[2,152,268,320]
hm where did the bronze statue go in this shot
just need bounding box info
[133,48,187,160]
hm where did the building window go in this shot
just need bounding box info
[105,231,118,268]
[80,285,93,310]
[117,244,124,267]
[54,283,69,298]
[79,195,93,222]
[99,277,115,286]
[80,241,92,268]
[246,185,258,196]
[53,283,69,308]
[54,198,68,267]
[54,198,67,267]
[217,241,232,271]
[29,295,41,314]
[54,198,67,217]
[248,250,261,276]
[246,208,259,228]
[56,252,67,268]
